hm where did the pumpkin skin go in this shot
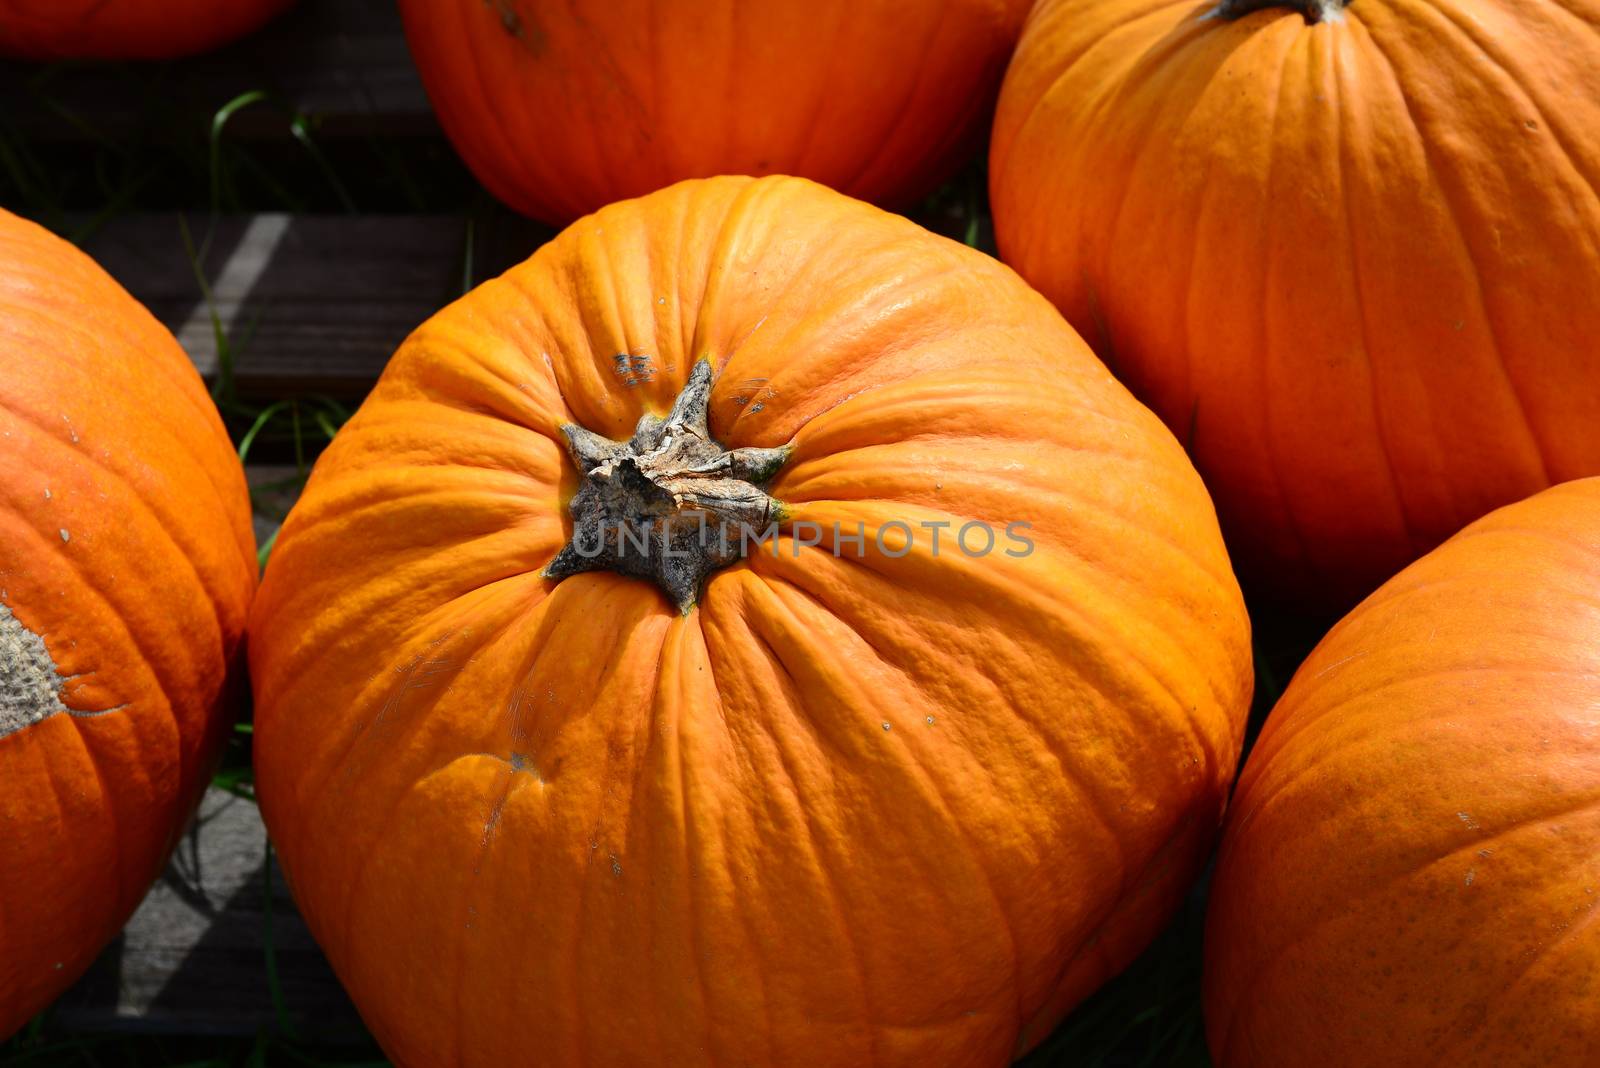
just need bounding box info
[396,0,1034,225]
[1205,477,1600,1066]
[0,0,296,60]
[990,0,1600,611]
[249,175,1253,1067]
[0,210,256,1038]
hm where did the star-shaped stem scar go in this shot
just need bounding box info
[544,359,790,613]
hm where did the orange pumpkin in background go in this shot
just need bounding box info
[1205,477,1600,1067]
[990,0,1600,612]
[0,0,295,60]
[0,210,257,1038]
[249,176,1253,1067]
[397,0,1034,224]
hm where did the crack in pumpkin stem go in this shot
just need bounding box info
[545,359,790,613]
[1211,0,1348,24]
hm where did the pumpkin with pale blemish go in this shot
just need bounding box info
[990,0,1600,611]
[0,0,295,59]
[1205,477,1600,1067]
[395,0,1034,224]
[249,175,1252,1066]
[0,209,257,1039]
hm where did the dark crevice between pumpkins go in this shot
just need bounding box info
[544,359,791,614]
[1212,0,1349,24]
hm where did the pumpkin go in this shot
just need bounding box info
[0,0,295,60]
[396,0,1034,225]
[249,175,1252,1067]
[1205,477,1600,1066]
[990,0,1600,611]
[0,209,256,1038]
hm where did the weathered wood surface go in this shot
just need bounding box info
[79,211,552,398]
[53,788,367,1040]
[0,0,433,140]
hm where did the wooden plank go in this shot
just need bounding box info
[0,0,434,140]
[79,211,552,399]
[51,788,368,1040]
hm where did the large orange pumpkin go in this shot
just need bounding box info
[990,0,1600,610]
[1205,477,1600,1066]
[0,0,295,60]
[249,175,1252,1067]
[396,0,1034,225]
[0,210,256,1038]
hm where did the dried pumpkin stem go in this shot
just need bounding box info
[545,359,789,613]
[1212,0,1348,23]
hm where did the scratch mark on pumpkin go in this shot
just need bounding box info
[1310,649,1370,681]
[613,352,655,387]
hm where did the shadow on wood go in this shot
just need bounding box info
[52,790,368,1042]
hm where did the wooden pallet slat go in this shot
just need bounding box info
[0,0,434,140]
[79,211,551,398]
[52,789,367,1041]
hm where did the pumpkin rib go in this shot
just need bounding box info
[748,569,1054,1019]
[448,760,513,1067]
[1546,0,1600,27]
[827,4,950,198]
[0,388,248,614]
[755,569,1033,998]
[1348,5,1555,485]
[305,578,556,863]
[0,306,237,509]
[381,329,570,441]
[992,0,1180,190]
[268,570,563,840]
[764,532,1175,947]
[782,4,854,182]
[1255,29,1328,581]
[658,615,736,1064]
[68,721,137,919]
[1377,0,1563,483]
[1241,665,1600,808]
[1097,25,1227,337]
[731,598,885,1051]
[1433,889,1600,1059]
[1333,26,1427,552]
[440,0,555,220]
[1214,790,1600,1062]
[0,309,254,567]
[771,511,1227,823]
[0,394,233,682]
[1424,0,1600,233]
[722,572,1033,1047]
[821,506,1239,777]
